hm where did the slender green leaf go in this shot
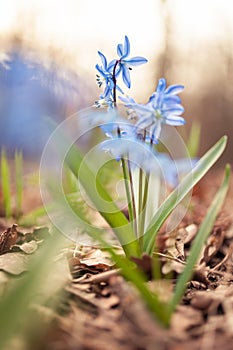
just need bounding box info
[109,249,170,326]
[187,121,201,158]
[1,149,12,218]
[19,205,48,227]
[167,164,231,319]
[15,150,23,219]
[143,136,227,255]
[66,143,140,256]
[43,120,140,257]
[0,228,68,350]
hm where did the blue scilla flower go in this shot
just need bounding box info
[120,78,185,143]
[100,133,196,187]
[95,51,114,99]
[100,119,136,141]
[100,135,151,164]
[143,152,197,188]
[95,51,123,102]
[116,35,148,89]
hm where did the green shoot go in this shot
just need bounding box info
[1,148,12,219]
[14,150,23,219]
[42,120,141,257]
[105,164,230,327]
[143,136,227,255]
[187,121,201,158]
[0,227,69,350]
[167,163,231,318]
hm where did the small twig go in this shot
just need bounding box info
[77,269,120,284]
[212,242,233,271]
[153,252,186,265]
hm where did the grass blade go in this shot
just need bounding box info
[143,136,227,255]
[66,143,140,256]
[41,119,141,257]
[0,228,68,350]
[167,164,231,319]
[15,150,23,219]
[187,121,201,158]
[109,249,170,326]
[1,149,12,218]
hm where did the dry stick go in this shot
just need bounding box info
[78,269,121,284]
[212,242,233,271]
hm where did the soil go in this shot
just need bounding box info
[1,166,233,350]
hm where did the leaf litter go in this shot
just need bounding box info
[1,169,233,349]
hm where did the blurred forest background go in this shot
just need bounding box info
[0,0,232,164]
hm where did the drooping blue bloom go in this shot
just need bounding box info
[143,152,198,188]
[100,134,151,164]
[95,51,114,100]
[118,95,137,108]
[116,36,148,88]
[100,119,136,140]
[95,51,123,106]
[100,131,196,187]
[120,78,185,142]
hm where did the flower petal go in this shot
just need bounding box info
[124,56,148,66]
[163,95,181,104]
[118,95,136,107]
[165,84,184,95]
[122,65,131,88]
[95,64,105,76]
[122,35,130,58]
[108,59,117,72]
[116,84,124,94]
[135,115,153,130]
[156,78,166,93]
[98,51,108,69]
[150,120,161,141]
[162,105,185,115]
[117,44,124,57]
[165,116,186,125]
[133,104,153,114]
[100,124,115,138]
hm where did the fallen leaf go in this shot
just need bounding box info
[131,253,152,279]
[0,252,31,275]
[18,240,38,254]
[0,224,18,253]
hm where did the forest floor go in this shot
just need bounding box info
[0,165,233,350]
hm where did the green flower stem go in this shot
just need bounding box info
[121,157,134,222]
[127,159,138,237]
[138,171,149,249]
[117,126,137,236]
[138,167,143,218]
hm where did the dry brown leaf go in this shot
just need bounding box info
[0,252,31,275]
[0,224,18,253]
[171,305,204,339]
[17,240,38,254]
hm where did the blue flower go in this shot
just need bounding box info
[143,153,197,188]
[116,36,148,88]
[120,78,185,142]
[95,51,123,104]
[100,119,136,140]
[95,51,114,99]
[100,132,196,187]
[100,135,151,164]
